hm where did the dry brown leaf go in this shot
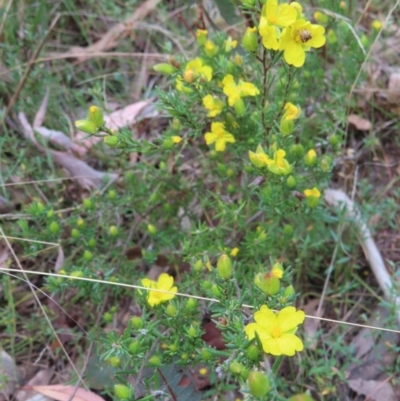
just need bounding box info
[348,379,396,401]
[25,385,106,401]
[55,246,65,272]
[348,114,372,131]
[33,90,49,129]
[302,299,324,350]
[388,72,400,103]
[35,126,87,156]
[53,0,161,61]
[15,368,54,401]
[19,112,118,190]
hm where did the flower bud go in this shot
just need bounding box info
[233,54,243,66]
[227,184,235,194]
[103,312,113,323]
[242,27,258,53]
[83,250,93,261]
[71,228,80,239]
[211,284,222,298]
[230,360,245,375]
[153,63,177,75]
[171,118,181,130]
[49,221,60,234]
[329,134,339,146]
[183,69,195,84]
[88,238,96,248]
[283,224,293,236]
[114,384,132,400]
[306,196,319,208]
[47,210,54,218]
[193,259,203,272]
[204,40,218,57]
[104,135,119,147]
[290,143,304,157]
[165,303,178,317]
[147,224,157,235]
[288,393,315,401]
[148,355,162,367]
[88,106,104,128]
[246,344,261,361]
[280,118,294,136]
[314,11,328,24]
[187,324,198,338]
[248,371,270,397]
[186,298,198,311]
[109,225,119,237]
[217,254,233,280]
[284,285,295,297]
[202,280,212,290]
[327,29,338,44]
[108,356,121,368]
[128,340,140,354]
[304,149,317,167]
[200,348,213,361]
[70,270,84,278]
[131,316,143,329]
[320,155,332,172]
[254,272,280,295]
[233,98,246,116]
[75,119,98,134]
[163,138,174,149]
[196,29,208,46]
[286,175,296,189]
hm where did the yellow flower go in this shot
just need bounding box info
[303,187,320,198]
[230,247,239,257]
[271,262,284,278]
[176,58,212,91]
[204,122,235,152]
[202,95,224,117]
[371,20,382,31]
[280,20,326,67]
[224,37,238,52]
[267,149,292,175]
[259,0,297,50]
[171,136,182,144]
[248,144,273,168]
[282,102,301,121]
[222,74,260,107]
[245,305,305,356]
[204,40,218,57]
[196,29,208,45]
[141,273,177,307]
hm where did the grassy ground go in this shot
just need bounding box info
[1,0,400,400]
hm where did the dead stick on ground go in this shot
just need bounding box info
[2,13,60,123]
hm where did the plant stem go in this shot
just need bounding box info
[272,355,283,373]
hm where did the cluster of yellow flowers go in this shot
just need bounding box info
[259,0,326,67]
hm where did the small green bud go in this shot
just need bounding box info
[148,355,162,367]
[320,155,332,172]
[87,106,104,128]
[233,98,246,116]
[200,348,213,361]
[131,316,144,329]
[186,298,198,311]
[280,119,294,136]
[246,344,261,361]
[108,356,121,368]
[128,341,140,354]
[304,149,317,167]
[290,143,304,157]
[82,198,93,210]
[211,284,222,298]
[49,221,60,234]
[227,184,235,194]
[360,34,369,48]
[114,384,132,400]
[71,228,80,239]
[108,189,117,200]
[286,175,296,189]
[327,29,338,44]
[202,280,212,290]
[193,259,203,272]
[288,393,315,401]
[226,168,235,178]
[70,270,84,278]
[242,27,258,52]
[230,360,245,375]
[153,63,177,75]
[166,303,178,317]
[103,312,113,323]
[187,324,198,338]
[248,371,270,397]
[284,285,295,297]
[163,138,174,149]
[76,218,85,228]
[283,224,293,236]
[217,254,233,280]
[147,224,157,235]
[109,225,119,237]
[217,163,227,174]
[47,210,54,218]
[88,238,97,248]
[254,272,280,295]
[159,161,167,170]
[83,250,93,261]
[329,134,340,146]
[306,195,320,208]
[75,119,98,134]
[104,135,119,147]
[181,353,189,361]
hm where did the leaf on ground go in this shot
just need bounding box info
[52,0,162,61]
[0,349,19,397]
[35,126,87,156]
[348,379,396,401]
[25,385,106,401]
[19,112,118,190]
[348,114,372,131]
[33,90,49,129]
[302,299,324,350]
[15,368,54,401]
[388,72,400,104]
